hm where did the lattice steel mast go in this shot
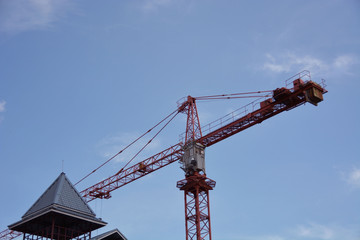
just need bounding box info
[1,71,327,240]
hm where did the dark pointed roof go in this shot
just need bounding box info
[91,229,127,240]
[9,173,106,238]
[23,172,95,218]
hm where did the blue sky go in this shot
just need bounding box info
[0,1,359,240]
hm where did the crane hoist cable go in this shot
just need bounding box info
[74,108,179,186]
[75,91,273,186]
[114,109,180,175]
[113,91,275,176]
[194,90,273,100]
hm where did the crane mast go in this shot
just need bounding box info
[177,96,214,240]
[1,71,326,240]
[176,76,325,240]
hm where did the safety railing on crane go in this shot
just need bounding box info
[178,93,271,143]
[285,70,327,90]
[178,70,327,144]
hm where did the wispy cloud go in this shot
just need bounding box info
[293,223,360,240]
[0,0,71,34]
[141,0,174,12]
[333,55,359,74]
[221,223,358,240]
[263,53,327,74]
[0,100,5,124]
[97,132,162,163]
[346,167,360,188]
[296,223,334,239]
[236,235,285,240]
[0,100,6,112]
[262,53,359,78]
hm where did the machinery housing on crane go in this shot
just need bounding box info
[0,70,327,240]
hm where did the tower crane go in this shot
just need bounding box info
[0,70,327,240]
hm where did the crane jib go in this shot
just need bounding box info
[81,79,326,203]
[1,72,327,240]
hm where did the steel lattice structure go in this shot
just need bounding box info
[177,174,216,240]
[1,71,327,240]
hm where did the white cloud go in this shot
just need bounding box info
[263,61,289,73]
[0,0,71,34]
[262,53,359,78]
[0,100,6,112]
[346,167,360,188]
[263,53,329,75]
[263,53,291,73]
[218,233,285,240]
[241,235,285,240]
[221,224,359,240]
[296,223,334,239]
[142,0,174,12]
[261,237,284,240]
[333,55,359,74]
[294,223,360,240]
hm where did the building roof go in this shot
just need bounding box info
[9,172,106,238]
[23,172,95,219]
[91,229,127,240]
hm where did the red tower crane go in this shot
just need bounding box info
[0,71,327,240]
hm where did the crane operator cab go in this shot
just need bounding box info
[181,142,206,175]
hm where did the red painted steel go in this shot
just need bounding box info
[177,173,216,240]
[178,96,203,143]
[0,230,21,240]
[80,144,184,202]
[178,94,212,239]
[199,81,325,147]
[1,71,327,240]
